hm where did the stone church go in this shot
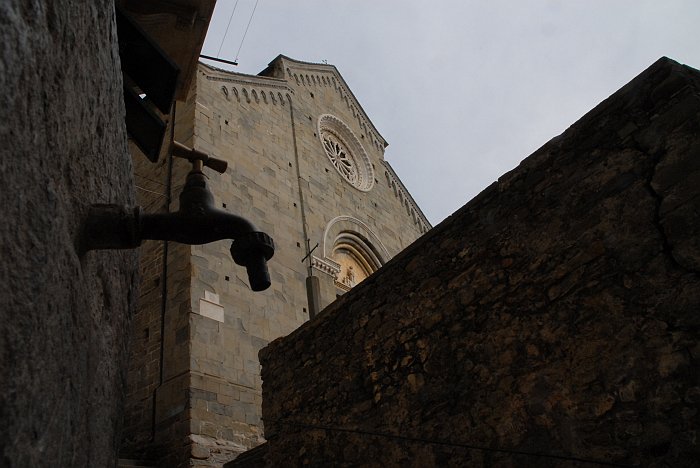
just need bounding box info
[121,55,430,465]
[5,2,695,466]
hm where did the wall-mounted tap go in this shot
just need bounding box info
[85,142,275,291]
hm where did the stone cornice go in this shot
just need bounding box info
[312,256,341,279]
[199,62,293,92]
[382,160,431,233]
[271,55,388,155]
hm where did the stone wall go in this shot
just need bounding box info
[180,60,429,465]
[121,85,199,464]
[121,57,429,466]
[260,57,700,467]
[0,2,138,466]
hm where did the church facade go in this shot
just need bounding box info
[122,56,429,466]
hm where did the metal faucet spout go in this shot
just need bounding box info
[84,154,275,291]
[140,209,257,245]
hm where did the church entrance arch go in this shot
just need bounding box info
[316,216,389,292]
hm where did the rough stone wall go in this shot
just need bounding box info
[0,2,138,467]
[120,156,167,454]
[260,57,700,467]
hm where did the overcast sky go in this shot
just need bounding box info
[201,0,699,225]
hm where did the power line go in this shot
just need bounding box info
[216,0,240,57]
[135,185,167,197]
[234,0,260,62]
[135,173,167,187]
[273,419,632,467]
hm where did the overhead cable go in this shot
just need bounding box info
[217,0,240,57]
[234,0,261,62]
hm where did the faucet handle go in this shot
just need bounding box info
[171,141,228,174]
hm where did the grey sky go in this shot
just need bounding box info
[201,0,699,225]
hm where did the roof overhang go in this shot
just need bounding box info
[117,0,217,101]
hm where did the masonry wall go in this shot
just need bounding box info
[121,85,199,463]
[0,2,138,466]
[174,60,428,465]
[267,57,429,304]
[260,57,700,467]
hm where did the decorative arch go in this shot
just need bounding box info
[332,234,377,290]
[315,216,389,292]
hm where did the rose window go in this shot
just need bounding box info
[317,114,374,191]
[322,132,359,184]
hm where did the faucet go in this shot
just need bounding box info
[85,142,275,291]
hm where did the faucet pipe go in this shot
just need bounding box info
[139,171,257,245]
[85,149,275,291]
[85,203,274,292]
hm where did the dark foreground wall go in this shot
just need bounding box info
[260,57,700,467]
[0,2,138,466]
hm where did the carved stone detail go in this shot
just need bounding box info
[382,161,431,233]
[318,115,374,191]
[311,256,341,279]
